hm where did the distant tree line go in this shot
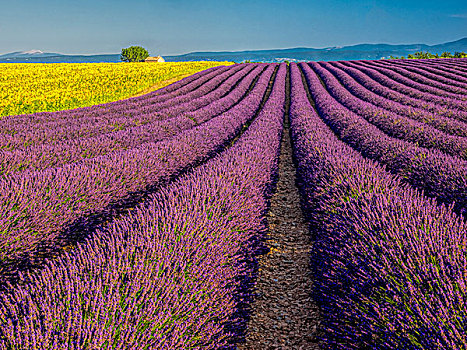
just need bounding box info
[388,51,467,60]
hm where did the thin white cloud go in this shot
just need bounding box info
[450,14,467,19]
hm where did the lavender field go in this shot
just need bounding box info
[1,58,467,349]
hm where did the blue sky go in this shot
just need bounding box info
[1,0,466,55]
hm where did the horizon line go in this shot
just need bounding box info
[1,36,466,57]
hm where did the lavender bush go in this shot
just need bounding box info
[0,64,276,285]
[0,58,466,349]
[0,65,244,150]
[299,62,467,217]
[371,60,467,94]
[384,59,467,87]
[325,61,467,137]
[344,61,467,115]
[1,65,268,173]
[0,64,287,350]
[290,62,467,349]
[359,60,467,100]
[309,62,467,159]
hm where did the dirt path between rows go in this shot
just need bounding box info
[237,70,322,349]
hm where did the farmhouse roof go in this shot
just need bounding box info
[145,56,165,62]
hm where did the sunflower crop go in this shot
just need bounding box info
[0,61,232,118]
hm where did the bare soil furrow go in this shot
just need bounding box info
[238,67,322,349]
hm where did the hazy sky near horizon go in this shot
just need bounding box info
[1,0,466,55]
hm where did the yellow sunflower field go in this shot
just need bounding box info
[0,61,232,118]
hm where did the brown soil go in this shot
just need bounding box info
[237,111,322,349]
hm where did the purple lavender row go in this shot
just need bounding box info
[0,65,269,174]
[153,64,264,118]
[366,60,466,91]
[367,61,467,95]
[411,57,467,67]
[401,58,467,77]
[0,65,248,150]
[82,65,237,114]
[413,60,467,80]
[1,64,246,144]
[66,64,245,121]
[329,61,467,131]
[0,64,286,350]
[355,60,467,102]
[290,62,467,349]
[342,61,467,117]
[96,65,229,105]
[0,65,228,126]
[0,65,230,151]
[383,58,467,86]
[422,60,467,76]
[309,62,467,160]
[0,65,268,174]
[351,60,467,108]
[324,62,467,137]
[182,64,275,126]
[0,64,277,285]
[0,65,234,150]
[365,59,467,96]
[370,58,467,85]
[143,65,226,94]
[299,62,467,216]
[441,59,467,71]
[74,65,235,110]
[125,64,249,116]
[404,58,467,76]
[115,65,225,99]
[414,61,467,79]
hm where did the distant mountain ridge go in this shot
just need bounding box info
[0,50,62,58]
[1,37,466,63]
[164,37,467,62]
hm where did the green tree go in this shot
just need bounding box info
[414,51,427,59]
[441,52,453,58]
[454,51,467,58]
[120,46,149,62]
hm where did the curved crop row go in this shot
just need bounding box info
[0,65,230,149]
[324,62,467,137]
[328,61,467,136]
[368,60,467,94]
[0,65,270,174]
[0,64,246,150]
[0,64,277,286]
[405,58,467,79]
[0,61,232,118]
[342,61,467,118]
[383,59,467,86]
[340,62,467,121]
[0,64,226,127]
[152,64,261,117]
[290,62,467,349]
[354,60,467,102]
[388,58,467,79]
[309,62,467,160]
[0,64,287,350]
[299,62,467,216]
